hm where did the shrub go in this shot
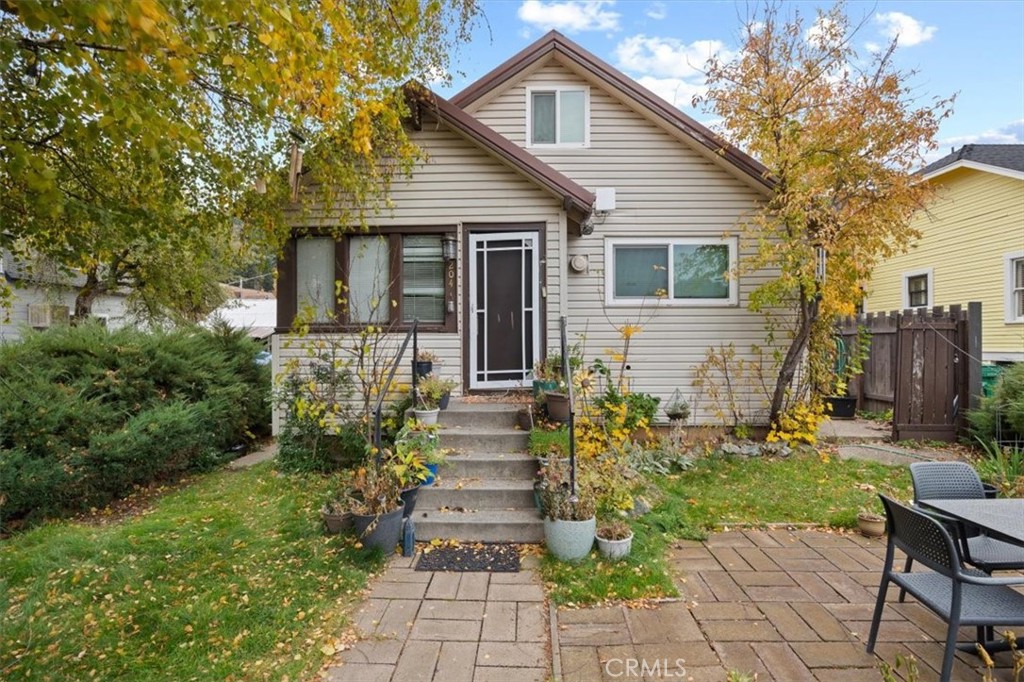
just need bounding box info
[968,363,1024,444]
[0,323,271,528]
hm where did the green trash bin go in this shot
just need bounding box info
[981,364,1006,397]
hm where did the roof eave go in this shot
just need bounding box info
[409,84,595,215]
[919,159,1024,183]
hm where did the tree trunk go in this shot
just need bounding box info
[769,294,820,423]
[74,268,104,319]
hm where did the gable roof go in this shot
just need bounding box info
[451,30,773,193]
[920,144,1024,181]
[405,83,595,222]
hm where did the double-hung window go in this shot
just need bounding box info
[1006,252,1024,323]
[292,231,453,330]
[605,237,738,306]
[902,269,932,309]
[527,87,588,147]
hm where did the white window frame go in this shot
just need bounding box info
[525,86,590,149]
[902,268,933,309]
[604,237,739,307]
[1005,251,1024,323]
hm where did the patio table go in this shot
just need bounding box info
[917,498,1024,549]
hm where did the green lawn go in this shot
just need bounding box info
[1,463,383,682]
[541,450,912,605]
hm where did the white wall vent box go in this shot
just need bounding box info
[595,187,616,212]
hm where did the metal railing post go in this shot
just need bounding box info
[560,316,576,499]
[372,319,419,458]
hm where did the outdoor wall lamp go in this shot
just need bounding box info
[441,234,458,262]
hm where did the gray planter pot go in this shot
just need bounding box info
[596,532,633,559]
[320,507,353,534]
[543,516,595,561]
[353,501,405,553]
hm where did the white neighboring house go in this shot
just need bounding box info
[0,251,131,343]
[206,285,277,341]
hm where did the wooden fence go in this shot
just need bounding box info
[836,303,982,442]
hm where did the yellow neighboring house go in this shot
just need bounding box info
[867,144,1024,362]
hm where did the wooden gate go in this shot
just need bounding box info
[837,304,979,442]
[892,307,969,441]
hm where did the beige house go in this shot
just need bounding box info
[866,145,1024,362]
[273,31,777,425]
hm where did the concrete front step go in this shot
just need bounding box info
[442,452,538,480]
[439,427,530,453]
[418,478,536,510]
[410,508,544,543]
[439,402,522,429]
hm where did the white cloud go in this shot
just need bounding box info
[874,11,937,47]
[517,1,620,33]
[615,34,732,80]
[646,2,666,20]
[635,76,707,108]
[923,121,1024,163]
[805,15,841,46]
[864,41,881,53]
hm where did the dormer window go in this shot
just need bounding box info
[527,87,589,147]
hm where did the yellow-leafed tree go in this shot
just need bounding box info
[697,1,954,421]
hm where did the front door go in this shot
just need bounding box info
[468,231,541,390]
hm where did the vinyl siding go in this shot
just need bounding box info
[0,284,130,343]
[273,115,566,432]
[469,63,775,424]
[867,168,1024,361]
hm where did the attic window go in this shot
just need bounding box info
[528,87,588,147]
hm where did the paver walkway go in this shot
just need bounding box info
[324,553,549,682]
[557,529,1022,681]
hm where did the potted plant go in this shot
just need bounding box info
[826,331,869,419]
[394,420,443,486]
[532,353,562,398]
[857,507,886,538]
[540,460,596,561]
[387,436,431,518]
[596,519,634,559]
[414,374,456,424]
[348,462,405,552]
[414,350,438,379]
[544,388,571,423]
[320,495,354,534]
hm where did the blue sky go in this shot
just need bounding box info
[435,1,1024,162]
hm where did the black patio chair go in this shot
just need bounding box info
[904,462,1024,580]
[866,495,1024,682]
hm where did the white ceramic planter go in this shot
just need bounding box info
[596,532,633,559]
[414,408,440,425]
[543,516,595,561]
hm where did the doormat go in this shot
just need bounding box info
[415,544,520,572]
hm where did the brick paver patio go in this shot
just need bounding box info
[324,553,549,682]
[323,530,1021,681]
[558,529,1022,681]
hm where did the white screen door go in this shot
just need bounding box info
[468,232,541,389]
